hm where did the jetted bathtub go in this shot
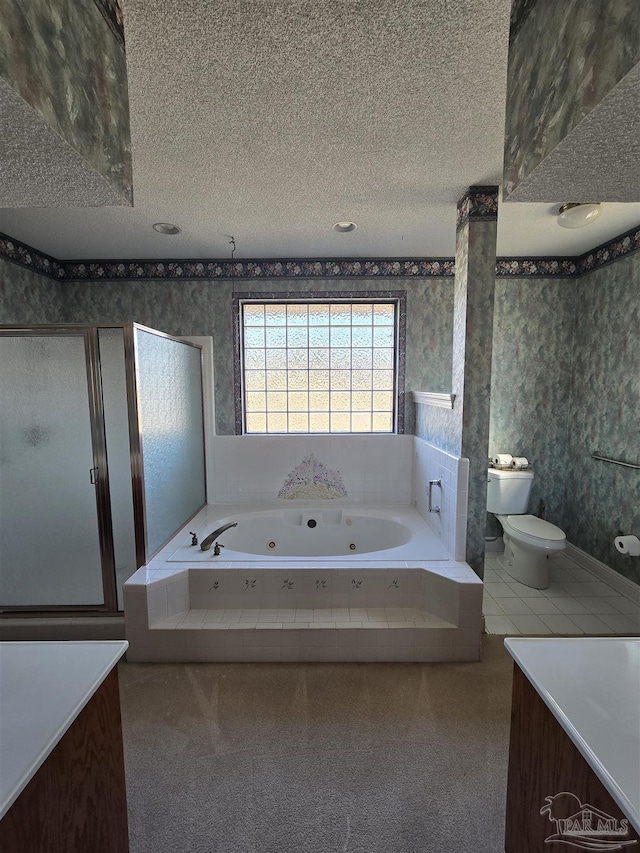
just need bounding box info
[168,504,449,562]
[123,503,483,663]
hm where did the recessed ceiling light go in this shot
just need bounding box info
[333,221,357,233]
[152,222,181,235]
[557,203,601,229]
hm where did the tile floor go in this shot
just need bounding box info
[483,551,640,635]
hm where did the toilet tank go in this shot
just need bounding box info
[486,469,533,514]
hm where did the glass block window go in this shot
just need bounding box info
[240,300,399,434]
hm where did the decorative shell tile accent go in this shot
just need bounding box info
[278,453,348,500]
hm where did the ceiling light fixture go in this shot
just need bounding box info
[557,203,601,229]
[333,221,357,233]
[152,222,181,235]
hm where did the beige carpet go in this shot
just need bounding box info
[119,635,513,853]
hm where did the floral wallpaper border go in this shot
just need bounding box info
[0,225,638,283]
[0,233,63,280]
[232,290,407,436]
[577,226,640,273]
[495,257,579,277]
[495,227,640,276]
[456,186,500,231]
[55,256,456,281]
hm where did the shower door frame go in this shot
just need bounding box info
[124,323,206,568]
[0,325,119,614]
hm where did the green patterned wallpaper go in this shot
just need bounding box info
[564,254,640,584]
[489,254,640,585]
[58,276,453,436]
[0,257,65,324]
[504,0,640,197]
[0,0,132,203]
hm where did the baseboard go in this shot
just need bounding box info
[0,616,126,641]
[565,542,640,605]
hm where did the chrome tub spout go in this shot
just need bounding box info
[200,521,238,552]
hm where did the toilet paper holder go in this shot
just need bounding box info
[614,531,640,557]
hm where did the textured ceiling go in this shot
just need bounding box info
[0,82,128,208]
[0,0,638,260]
[504,63,640,203]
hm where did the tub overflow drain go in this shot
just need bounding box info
[268,541,276,549]
[349,543,357,551]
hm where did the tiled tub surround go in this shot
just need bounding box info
[210,435,414,504]
[209,435,470,560]
[123,504,482,662]
[412,437,469,562]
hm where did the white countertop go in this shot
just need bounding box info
[505,637,640,833]
[0,640,128,819]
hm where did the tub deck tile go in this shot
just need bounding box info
[152,607,457,631]
[203,611,227,623]
[276,610,296,622]
[312,609,333,620]
[256,610,279,621]
[222,610,242,622]
[331,610,351,622]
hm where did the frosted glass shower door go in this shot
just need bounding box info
[133,327,206,559]
[0,334,105,606]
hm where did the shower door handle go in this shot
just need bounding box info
[89,467,98,485]
[428,479,441,513]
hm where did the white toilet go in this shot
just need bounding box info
[486,468,566,589]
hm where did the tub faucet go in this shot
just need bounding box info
[200,522,237,552]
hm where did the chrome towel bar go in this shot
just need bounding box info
[592,451,640,470]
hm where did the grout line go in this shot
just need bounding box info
[482,558,638,637]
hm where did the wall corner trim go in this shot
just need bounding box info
[412,391,456,409]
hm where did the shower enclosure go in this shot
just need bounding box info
[0,324,206,614]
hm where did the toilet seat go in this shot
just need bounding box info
[507,514,565,540]
[498,514,566,550]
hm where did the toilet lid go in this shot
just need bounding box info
[507,514,565,541]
